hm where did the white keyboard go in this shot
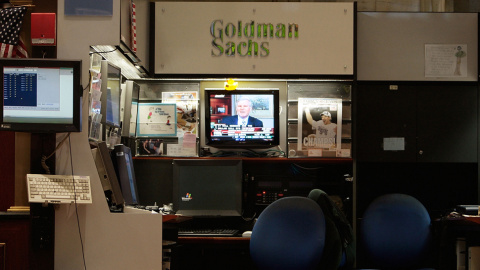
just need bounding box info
[27,174,93,204]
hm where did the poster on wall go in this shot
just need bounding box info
[425,44,467,77]
[136,103,177,137]
[297,98,342,157]
[161,92,198,137]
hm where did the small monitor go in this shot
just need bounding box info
[204,89,280,149]
[91,141,125,212]
[120,80,139,137]
[113,144,139,206]
[172,159,243,217]
[0,58,82,132]
[100,60,121,129]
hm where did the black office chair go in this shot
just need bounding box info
[250,196,327,270]
[359,193,434,270]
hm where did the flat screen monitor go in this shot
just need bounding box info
[100,60,121,128]
[113,144,139,206]
[172,159,242,217]
[91,141,125,212]
[0,58,82,132]
[205,89,279,149]
[121,80,139,137]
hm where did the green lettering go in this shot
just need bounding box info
[211,39,223,56]
[210,20,223,41]
[237,42,248,57]
[244,21,255,38]
[225,22,236,38]
[225,42,236,56]
[276,24,286,38]
[260,42,269,57]
[288,23,299,38]
[257,23,274,38]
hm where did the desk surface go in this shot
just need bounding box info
[178,236,250,245]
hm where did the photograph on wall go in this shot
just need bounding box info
[162,92,198,137]
[297,98,342,157]
[136,103,177,137]
[136,138,164,156]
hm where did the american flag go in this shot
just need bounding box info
[0,6,28,58]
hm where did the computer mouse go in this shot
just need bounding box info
[242,231,252,237]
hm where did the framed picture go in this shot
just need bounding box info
[136,103,177,137]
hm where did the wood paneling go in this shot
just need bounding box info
[0,132,15,211]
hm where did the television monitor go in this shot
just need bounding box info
[204,89,280,149]
[112,144,139,206]
[120,80,139,137]
[0,58,82,132]
[172,159,243,217]
[91,141,125,212]
[100,60,121,129]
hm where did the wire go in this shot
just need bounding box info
[89,47,118,55]
[83,69,92,92]
[40,133,71,174]
[67,135,87,270]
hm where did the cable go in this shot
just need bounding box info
[40,133,71,174]
[88,47,118,55]
[68,135,87,270]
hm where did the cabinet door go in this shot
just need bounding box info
[416,84,477,163]
[356,84,417,162]
[0,219,29,270]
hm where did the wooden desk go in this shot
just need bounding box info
[435,215,480,270]
[174,236,253,270]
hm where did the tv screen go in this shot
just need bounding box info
[205,89,280,149]
[0,58,82,132]
[172,159,242,217]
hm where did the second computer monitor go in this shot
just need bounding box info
[172,159,243,217]
[113,144,139,206]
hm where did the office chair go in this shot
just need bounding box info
[250,196,327,270]
[360,193,433,269]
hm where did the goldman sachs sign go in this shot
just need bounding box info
[210,20,299,57]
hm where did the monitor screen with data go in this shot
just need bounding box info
[0,59,82,132]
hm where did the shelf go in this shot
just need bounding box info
[133,155,352,163]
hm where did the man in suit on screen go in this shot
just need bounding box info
[220,97,263,127]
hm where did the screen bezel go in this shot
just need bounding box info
[0,58,82,133]
[204,89,280,149]
[172,159,243,217]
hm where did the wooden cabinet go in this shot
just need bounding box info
[0,213,30,270]
[356,82,477,163]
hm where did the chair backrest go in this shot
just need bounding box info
[360,193,432,269]
[250,196,326,270]
[308,188,355,269]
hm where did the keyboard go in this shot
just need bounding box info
[26,174,93,204]
[178,228,239,237]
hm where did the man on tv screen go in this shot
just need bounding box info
[220,97,263,127]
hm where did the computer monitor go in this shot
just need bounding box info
[120,80,139,137]
[91,141,125,212]
[172,159,243,217]
[100,60,121,129]
[112,144,139,206]
[0,58,82,132]
[204,89,280,149]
